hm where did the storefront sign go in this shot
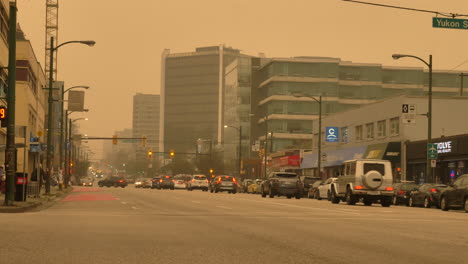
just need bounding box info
[326,127,339,142]
[436,141,452,154]
[279,155,300,167]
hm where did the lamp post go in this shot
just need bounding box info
[224,125,242,178]
[64,109,88,187]
[60,86,89,185]
[392,54,433,183]
[293,94,322,178]
[68,117,87,185]
[45,38,95,194]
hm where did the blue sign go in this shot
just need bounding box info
[326,127,339,142]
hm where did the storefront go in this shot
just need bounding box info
[407,134,468,184]
[363,142,402,181]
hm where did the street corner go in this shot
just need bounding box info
[61,193,118,202]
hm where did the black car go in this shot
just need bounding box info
[151,177,161,189]
[98,177,128,188]
[392,182,419,205]
[210,175,237,193]
[307,180,324,199]
[301,176,321,197]
[261,172,302,199]
[408,183,448,208]
[158,175,174,190]
[440,174,468,212]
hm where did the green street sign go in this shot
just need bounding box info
[433,17,468,30]
[427,143,438,159]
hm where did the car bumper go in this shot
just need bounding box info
[353,190,393,196]
[190,185,208,189]
[274,187,300,195]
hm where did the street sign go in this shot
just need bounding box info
[433,17,468,30]
[427,143,438,159]
[431,159,437,168]
[325,127,339,142]
[402,104,416,124]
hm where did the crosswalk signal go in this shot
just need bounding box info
[142,136,146,147]
[112,135,117,145]
[169,150,175,159]
[147,150,153,159]
[0,106,6,121]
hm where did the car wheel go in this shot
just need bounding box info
[171,187,174,190]
[327,191,331,201]
[381,197,392,207]
[232,190,236,194]
[316,191,322,200]
[424,197,432,208]
[392,196,398,205]
[330,189,340,204]
[363,198,372,206]
[345,188,357,205]
[307,192,312,199]
[261,187,267,198]
[215,189,219,193]
[268,188,274,198]
[464,197,468,213]
[121,186,125,188]
[286,195,292,199]
[295,194,301,199]
[408,197,415,207]
[440,196,449,211]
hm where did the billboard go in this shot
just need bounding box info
[68,90,85,111]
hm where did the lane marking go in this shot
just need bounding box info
[121,202,127,205]
[131,206,138,210]
[216,206,232,210]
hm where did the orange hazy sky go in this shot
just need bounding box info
[15,0,468,158]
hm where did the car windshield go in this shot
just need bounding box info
[276,174,297,178]
[221,177,233,181]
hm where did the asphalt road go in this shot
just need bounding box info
[1,185,467,264]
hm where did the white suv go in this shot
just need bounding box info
[187,174,209,192]
[330,159,394,207]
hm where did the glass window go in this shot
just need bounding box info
[349,162,356,175]
[355,125,363,141]
[364,163,385,175]
[366,123,374,139]
[377,120,386,138]
[341,127,349,142]
[390,117,400,136]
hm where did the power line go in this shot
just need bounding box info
[342,0,468,18]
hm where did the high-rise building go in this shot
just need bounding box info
[160,45,252,155]
[133,93,160,164]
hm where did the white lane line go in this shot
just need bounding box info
[131,206,137,210]
[192,201,201,204]
[121,202,127,205]
[216,206,232,210]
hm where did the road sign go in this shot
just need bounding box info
[402,104,416,124]
[433,17,468,30]
[431,159,437,168]
[325,127,339,142]
[427,143,438,159]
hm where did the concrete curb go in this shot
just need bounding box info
[0,187,73,213]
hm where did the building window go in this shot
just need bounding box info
[366,123,374,139]
[341,127,348,142]
[355,125,363,141]
[390,117,400,136]
[377,120,386,138]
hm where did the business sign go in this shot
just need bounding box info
[435,141,452,154]
[433,17,468,30]
[402,104,416,124]
[325,127,339,142]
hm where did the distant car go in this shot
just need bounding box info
[440,174,468,212]
[173,175,191,189]
[210,175,238,193]
[187,174,209,191]
[98,177,127,188]
[135,178,151,188]
[301,176,321,196]
[408,183,448,208]
[392,182,419,205]
[241,179,253,193]
[151,177,161,189]
[317,178,337,200]
[307,180,324,199]
[158,175,174,190]
[81,177,93,187]
[261,172,303,199]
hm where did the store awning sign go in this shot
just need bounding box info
[326,127,339,142]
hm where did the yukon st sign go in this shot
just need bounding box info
[433,17,468,30]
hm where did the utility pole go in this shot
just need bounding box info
[45,36,55,195]
[263,115,268,179]
[4,2,17,205]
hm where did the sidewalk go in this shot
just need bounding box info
[0,186,72,213]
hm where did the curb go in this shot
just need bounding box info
[0,187,73,213]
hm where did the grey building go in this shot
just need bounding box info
[160,45,252,157]
[133,93,160,164]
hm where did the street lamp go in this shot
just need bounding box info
[224,125,242,178]
[45,37,95,194]
[60,85,89,180]
[293,94,323,178]
[392,53,433,183]
[67,117,88,186]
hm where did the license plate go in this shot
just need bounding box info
[221,183,230,186]
[367,191,380,195]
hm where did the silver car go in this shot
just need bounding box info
[187,174,209,191]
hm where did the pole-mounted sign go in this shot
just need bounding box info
[325,127,339,142]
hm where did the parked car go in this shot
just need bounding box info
[98,177,127,188]
[408,183,448,208]
[210,175,238,193]
[174,174,191,189]
[151,177,161,189]
[301,176,321,196]
[307,180,324,199]
[260,172,303,199]
[392,182,419,205]
[135,178,151,188]
[187,174,209,191]
[317,178,337,200]
[330,159,394,207]
[440,174,468,212]
[240,179,253,193]
[158,175,175,190]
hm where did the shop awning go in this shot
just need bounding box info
[301,146,367,169]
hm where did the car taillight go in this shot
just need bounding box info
[119,180,124,183]
[430,188,437,193]
[354,185,363,190]
[217,180,221,184]
[232,179,237,184]
[192,179,195,182]
[205,180,209,183]
[398,190,405,195]
[159,179,163,183]
[385,187,394,191]
[172,180,175,182]
[152,180,156,182]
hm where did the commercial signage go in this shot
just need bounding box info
[435,141,452,154]
[279,155,300,167]
[325,127,339,142]
[433,17,468,30]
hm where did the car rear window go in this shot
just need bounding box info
[363,163,385,175]
[401,184,419,191]
[276,174,297,178]
[221,176,233,181]
[194,176,207,180]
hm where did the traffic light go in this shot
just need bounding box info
[209,169,214,174]
[169,150,175,159]
[112,135,117,145]
[147,150,153,159]
[142,136,146,147]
